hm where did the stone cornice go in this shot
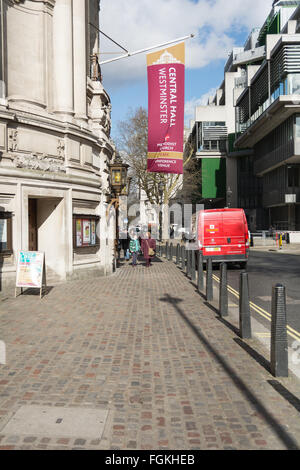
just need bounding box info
[0,166,102,190]
[0,108,111,150]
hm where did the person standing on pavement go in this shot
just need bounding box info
[141,232,156,268]
[129,233,140,267]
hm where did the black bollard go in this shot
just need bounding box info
[206,258,213,301]
[271,284,288,377]
[181,246,185,270]
[165,242,169,259]
[197,251,204,292]
[169,243,173,261]
[186,247,191,276]
[219,263,228,317]
[239,272,251,338]
[191,249,196,281]
[176,244,180,265]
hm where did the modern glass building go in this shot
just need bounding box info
[235,3,300,230]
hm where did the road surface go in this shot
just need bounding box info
[224,249,300,346]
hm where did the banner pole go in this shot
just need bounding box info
[100,34,194,65]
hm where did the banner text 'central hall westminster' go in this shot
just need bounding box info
[147,42,185,175]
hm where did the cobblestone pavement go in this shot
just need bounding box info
[0,257,300,450]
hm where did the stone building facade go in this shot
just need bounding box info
[0,0,116,289]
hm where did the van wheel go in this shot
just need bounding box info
[240,262,247,270]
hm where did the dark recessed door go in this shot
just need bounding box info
[28,199,37,251]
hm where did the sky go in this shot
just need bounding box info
[99,0,274,143]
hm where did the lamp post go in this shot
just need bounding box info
[109,154,129,265]
[227,186,233,208]
[158,181,164,242]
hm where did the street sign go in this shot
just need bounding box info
[285,194,296,203]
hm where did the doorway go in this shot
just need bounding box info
[28,198,37,251]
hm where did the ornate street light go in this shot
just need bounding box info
[109,154,129,197]
[108,154,129,267]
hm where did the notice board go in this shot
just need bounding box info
[15,251,46,298]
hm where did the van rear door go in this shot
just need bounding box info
[222,211,246,256]
[202,212,224,255]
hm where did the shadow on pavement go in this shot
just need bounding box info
[215,314,241,338]
[159,293,299,450]
[233,337,271,374]
[117,256,163,268]
[16,286,54,297]
[267,380,300,413]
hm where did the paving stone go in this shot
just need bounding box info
[0,259,300,449]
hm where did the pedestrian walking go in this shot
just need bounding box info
[141,232,156,268]
[129,233,141,267]
[121,231,130,260]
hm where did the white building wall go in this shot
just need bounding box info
[0,0,115,289]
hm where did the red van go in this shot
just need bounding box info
[197,209,250,268]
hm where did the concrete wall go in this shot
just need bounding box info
[195,106,227,123]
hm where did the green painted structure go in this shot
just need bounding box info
[201,158,226,199]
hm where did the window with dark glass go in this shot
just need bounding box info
[0,212,12,255]
[287,166,299,188]
[73,216,100,248]
[295,115,300,139]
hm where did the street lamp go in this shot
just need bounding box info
[158,181,164,242]
[227,186,233,208]
[109,154,129,265]
[109,154,129,197]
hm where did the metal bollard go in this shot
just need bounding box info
[169,243,173,261]
[158,243,161,257]
[239,272,251,338]
[181,246,185,270]
[219,263,228,317]
[271,284,288,377]
[186,247,191,276]
[206,258,213,301]
[197,251,204,292]
[191,249,196,281]
[165,242,169,259]
[176,244,180,265]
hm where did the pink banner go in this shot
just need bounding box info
[147,43,185,174]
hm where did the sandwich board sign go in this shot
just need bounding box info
[15,251,46,299]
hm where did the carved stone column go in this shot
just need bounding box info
[0,0,6,103]
[73,0,88,124]
[53,0,74,119]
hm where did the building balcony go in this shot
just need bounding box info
[233,46,266,67]
[235,95,300,148]
[195,140,227,159]
[254,139,295,175]
[223,42,264,73]
[263,187,300,207]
